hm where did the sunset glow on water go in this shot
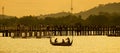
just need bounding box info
[0,36,120,53]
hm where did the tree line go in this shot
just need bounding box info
[0,12,120,27]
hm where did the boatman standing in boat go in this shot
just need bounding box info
[66,37,70,43]
[55,38,58,43]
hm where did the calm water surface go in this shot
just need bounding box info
[0,35,120,53]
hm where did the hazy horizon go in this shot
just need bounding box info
[0,0,120,17]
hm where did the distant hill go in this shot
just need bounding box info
[0,15,16,19]
[37,2,120,19]
[37,12,71,19]
[76,2,120,19]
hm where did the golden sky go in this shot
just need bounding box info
[0,0,120,17]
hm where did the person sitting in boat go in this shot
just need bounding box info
[66,37,70,43]
[55,38,58,43]
[62,39,65,43]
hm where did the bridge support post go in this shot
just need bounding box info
[36,31,41,38]
[29,31,32,37]
[34,31,37,37]
[9,32,11,37]
[2,32,5,37]
[5,31,8,37]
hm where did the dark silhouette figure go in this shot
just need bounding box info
[62,39,65,43]
[55,38,58,43]
[66,37,70,43]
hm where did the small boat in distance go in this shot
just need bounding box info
[50,37,73,46]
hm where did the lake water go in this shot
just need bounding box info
[0,35,120,53]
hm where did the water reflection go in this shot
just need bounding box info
[0,36,120,53]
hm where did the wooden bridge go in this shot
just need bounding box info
[0,25,120,38]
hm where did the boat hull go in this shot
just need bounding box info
[50,38,73,46]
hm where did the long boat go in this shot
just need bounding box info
[50,38,73,46]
